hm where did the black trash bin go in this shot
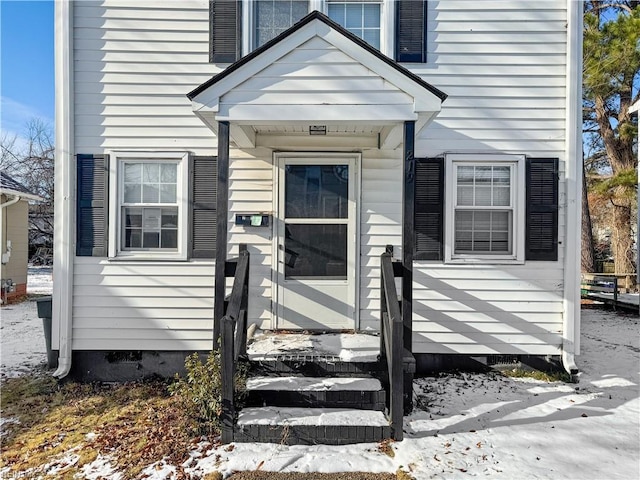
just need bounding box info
[36,297,57,368]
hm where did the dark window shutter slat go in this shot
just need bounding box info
[395,0,427,63]
[415,157,444,260]
[190,155,217,259]
[210,0,242,63]
[526,158,559,261]
[76,154,109,257]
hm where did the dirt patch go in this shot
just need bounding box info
[227,473,400,480]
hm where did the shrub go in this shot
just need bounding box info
[169,350,247,435]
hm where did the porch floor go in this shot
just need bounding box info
[247,331,380,363]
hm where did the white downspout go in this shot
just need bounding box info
[53,0,75,379]
[562,0,583,376]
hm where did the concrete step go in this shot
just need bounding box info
[235,407,391,445]
[245,376,386,410]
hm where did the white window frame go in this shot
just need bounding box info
[242,0,391,56]
[108,151,189,260]
[444,154,526,264]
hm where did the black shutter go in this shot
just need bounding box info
[415,157,444,260]
[526,158,559,261]
[395,0,427,63]
[76,154,109,257]
[190,155,217,258]
[210,0,242,63]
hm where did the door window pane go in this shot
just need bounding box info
[284,224,347,279]
[285,164,349,218]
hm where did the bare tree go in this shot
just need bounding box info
[0,118,55,252]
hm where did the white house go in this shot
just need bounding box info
[54,0,583,443]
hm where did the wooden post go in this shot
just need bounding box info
[220,315,235,443]
[214,121,230,348]
[402,121,415,351]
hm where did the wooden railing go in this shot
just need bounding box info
[220,243,250,443]
[380,250,404,441]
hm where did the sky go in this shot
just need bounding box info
[0,0,54,139]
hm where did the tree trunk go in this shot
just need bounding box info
[581,161,595,272]
[611,197,635,274]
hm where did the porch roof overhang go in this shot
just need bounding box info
[188,11,447,150]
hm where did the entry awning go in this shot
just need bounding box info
[188,11,447,149]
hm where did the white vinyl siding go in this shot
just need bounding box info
[73,0,218,153]
[70,0,569,356]
[69,258,214,351]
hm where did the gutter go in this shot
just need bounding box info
[52,0,75,379]
[561,0,583,377]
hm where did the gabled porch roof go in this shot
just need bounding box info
[188,11,447,149]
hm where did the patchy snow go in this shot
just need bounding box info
[0,265,52,380]
[2,267,639,479]
[237,407,389,426]
[246,376,382,391]
[248,331,380,362]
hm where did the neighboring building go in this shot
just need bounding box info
[1,171,42,303]
[54,1,583,443]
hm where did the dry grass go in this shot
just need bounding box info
[0,374,210,479]
[500,368,572,383]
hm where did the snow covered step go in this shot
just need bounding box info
[235,407,391,445]
[245,376,386,410]
[247,376,382,391]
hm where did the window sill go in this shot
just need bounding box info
[445,257,525,265]
[108,253,188,262]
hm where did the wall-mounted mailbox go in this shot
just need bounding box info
[236,214,270,227]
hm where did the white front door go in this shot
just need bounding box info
[275,153,358,330]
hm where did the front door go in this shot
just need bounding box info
[275,154,358,330]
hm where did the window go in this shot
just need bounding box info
[254,0,309,48]
[445,154,525,263]
[253,0,381,49]
[327,1,381,50]
[108,152,189,259]
[210,1,427,63]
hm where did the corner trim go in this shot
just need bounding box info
[53,0,74,378]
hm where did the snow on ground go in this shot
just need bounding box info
[0,266,52,379]
[1,267,639,479]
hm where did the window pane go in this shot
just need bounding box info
[143,208,162,229]
[124,163,141,183]
[363,29,380,49]
[124,207,143,227]
[285,164,349,218]
[493,186,510,206]
[125,229,142,249]
[345,3,360,28]
[327,4,343,24]
[474,186,492,206]
[475,166,492,184]
[160,184,176,203]
[285,224,347,279]
[161,230,178,249]
[161,163,177,183]
[161,208,178,228]
[124,184,141,203]
[363,4,380,27]
[143,163,160,183]
[142,184,160,203]
[457,166,474,184]
[143,231,160,249]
